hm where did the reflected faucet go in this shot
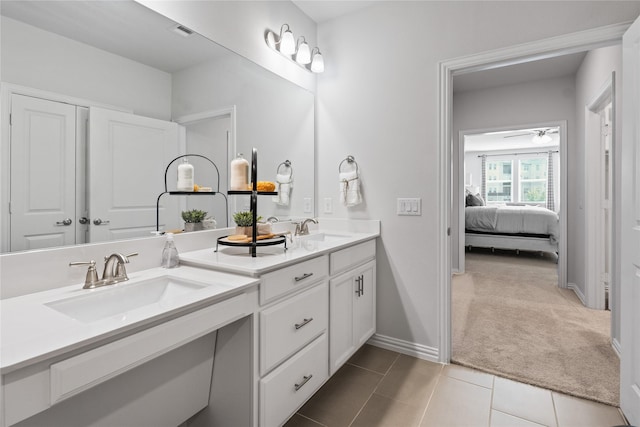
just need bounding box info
[295,218,318,236]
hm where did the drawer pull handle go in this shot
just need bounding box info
[294,272,313,282]
[294,374,313,391]
[295,318,313,330]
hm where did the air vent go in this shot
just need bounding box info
[170,24,194,38]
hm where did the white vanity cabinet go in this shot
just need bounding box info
[329,241,376,375]
[257,255,330,427]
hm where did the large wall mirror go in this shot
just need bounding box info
[0,0,315,254]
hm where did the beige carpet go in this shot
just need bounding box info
[452,250,620,406]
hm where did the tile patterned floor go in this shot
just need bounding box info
[284,345,627,427]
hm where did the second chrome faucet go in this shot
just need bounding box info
[294,218,318,236]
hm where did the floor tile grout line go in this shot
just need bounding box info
[550,391,560,427]
[346,358,397,427]
[416,364,445,426]
[294,412,328,427]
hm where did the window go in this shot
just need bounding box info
[483,156,549,205]
[486,160,512,203]
[519,158,547,203]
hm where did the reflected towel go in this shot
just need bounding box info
[273,173,293,206]
[339,170,362,207]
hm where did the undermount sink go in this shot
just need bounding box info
[45,276,207,323]
[296,232,351,243]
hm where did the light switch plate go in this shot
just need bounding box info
[303,198,312,213]
[323,198,333,214]
[397,198,421,215]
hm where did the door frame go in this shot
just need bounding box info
[175,106,237,225]
[437,22,632,363]
[457,121,567,290]
[584,75,615,310]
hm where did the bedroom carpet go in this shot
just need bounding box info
[452,250,619,407]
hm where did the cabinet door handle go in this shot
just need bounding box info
[294,374,313,391]
[294,272,313,282]
[294,318,313,330]
[360,274,364,296]
[355,276,362,296]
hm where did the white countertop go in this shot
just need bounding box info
[0,266,258,374]
[179,230,379,276]
[0,222,380,375]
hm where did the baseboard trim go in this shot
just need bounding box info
[367,334,440,363]
[567,282,587,306]
[612,337,621,358]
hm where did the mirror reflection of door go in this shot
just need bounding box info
[88,107,180,242]
[10,94,80,251]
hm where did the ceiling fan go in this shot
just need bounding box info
[503,128,559,143]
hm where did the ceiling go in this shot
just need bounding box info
[1,0,226,73]
[465,128,560,152]
[453,51,587,94]
[292,0,377,23]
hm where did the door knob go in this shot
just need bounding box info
[93,218,110,226]
[55,218,72,226]
[78,217,89,224]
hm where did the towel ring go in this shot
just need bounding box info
[277,160,293,179]
[339,155,359,174]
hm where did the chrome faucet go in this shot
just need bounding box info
[102,252,137,285]
[70,252,137,289]
[295,218,318,236]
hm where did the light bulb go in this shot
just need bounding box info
[311,50,324,73]
[296,38,311,65]
[279,26,295,55]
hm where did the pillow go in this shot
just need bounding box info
[466,193,485,207]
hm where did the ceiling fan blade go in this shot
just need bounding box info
[503,133,533,138]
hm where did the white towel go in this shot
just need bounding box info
[339,170,362,207]
[273,173,293,206]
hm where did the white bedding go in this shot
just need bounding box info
[465,205,559,243]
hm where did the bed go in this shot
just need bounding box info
[465,205,559,255]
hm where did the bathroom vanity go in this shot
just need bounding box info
[0,220,379,427]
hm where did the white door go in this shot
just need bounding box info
[329,272,355,375]
[10,94,76,251]
[620,15,640,425]
[88,107,179,242]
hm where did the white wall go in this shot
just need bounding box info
[171,57,315,219]
[316,1,640,357]
[1,16,172,119]
[452,75,574,272]
[136,0,318,93]
[574,45,623,346]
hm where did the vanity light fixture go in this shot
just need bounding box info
[265,24,324,73]
[310,47,324,73]
[295,37,311,65]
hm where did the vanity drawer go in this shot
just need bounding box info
[260,333,328,427]
[260,255,328,305]
[260,282,328,374]
[330,240,376,276]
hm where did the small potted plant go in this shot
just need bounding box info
[233,211,262,236]
[181,209,207,232]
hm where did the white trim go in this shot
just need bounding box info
[438,22,631,364]
[612,337,622,359]
[367,334,440,364]
[584,76,614,310]
[568,282,587,306]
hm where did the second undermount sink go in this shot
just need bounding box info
[45,275,208,323]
